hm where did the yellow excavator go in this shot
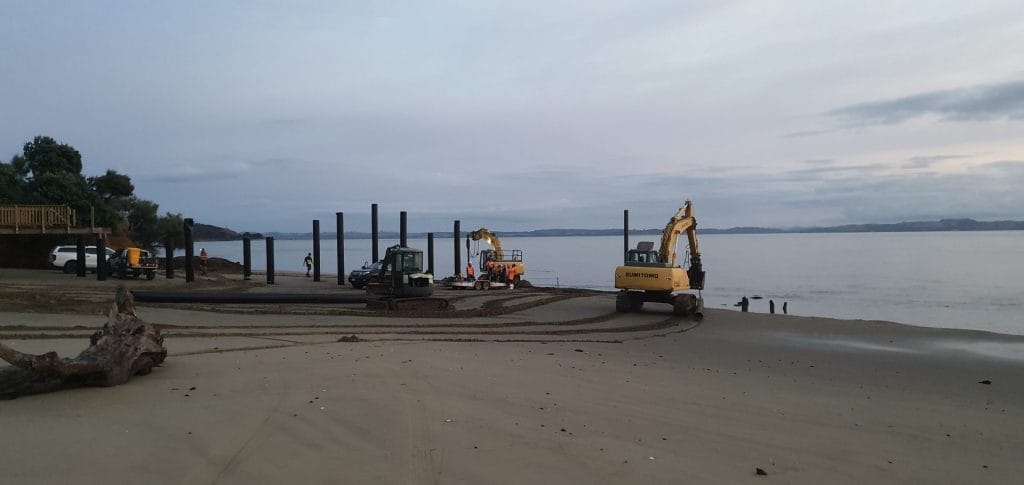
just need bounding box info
[614,200,705,319]
[468,227,525,283]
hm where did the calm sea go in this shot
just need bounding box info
[180,232,1024,335]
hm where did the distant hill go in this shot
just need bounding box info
[261,218,1024,239]
[193,223,263,241]
[780,218,1024,233]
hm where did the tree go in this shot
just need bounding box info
[4,136,169,245]
[7,154,29,179]
[26,171,94,211]
[89,169,135,224]
[155,212,186,248]
[89,170,134,203]
[22,136,83,178]
[126,199,160,248]
[0,162,26,202]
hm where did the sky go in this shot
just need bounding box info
[2,0,1023,233]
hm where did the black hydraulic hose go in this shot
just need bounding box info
[132,291,368,305]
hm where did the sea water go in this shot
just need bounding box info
[182,232,1024,335]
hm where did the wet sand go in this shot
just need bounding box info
[1,269,1022,483]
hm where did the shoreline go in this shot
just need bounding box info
[1,270,1023,482]
[3,267,1022,338]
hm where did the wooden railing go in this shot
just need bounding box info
[0,205,77,233]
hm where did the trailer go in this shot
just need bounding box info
[449,279,508,291]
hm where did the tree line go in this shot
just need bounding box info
[1,135,184,249]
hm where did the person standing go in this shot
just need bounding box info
[199,248,209,276]
[466,262,475,281]
[735,296,749,312]
[508,264,516,289]
[304,253,313,277]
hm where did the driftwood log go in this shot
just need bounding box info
[0,286,166,399]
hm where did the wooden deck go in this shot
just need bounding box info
[0,205,110,235]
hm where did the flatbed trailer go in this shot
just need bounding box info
[450,279,508,290]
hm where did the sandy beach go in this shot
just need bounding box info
[1,269,1022,484]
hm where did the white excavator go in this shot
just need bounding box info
[613,200,705,319]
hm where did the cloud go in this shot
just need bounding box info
[827,80,1024,125]
[975,160,1024,174]
[141,157,312,183]
[902,154,967,169]
[779,129,836,139]
[783,163,883,178]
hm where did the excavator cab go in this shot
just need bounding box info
[625,241,663,266]
[368,245,435,298]
[625,249,659,264]
[363,244,449,311]
[622,241,663,268]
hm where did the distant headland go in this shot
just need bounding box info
[200,218,1024,241]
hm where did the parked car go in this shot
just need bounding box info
[348,261,382,289]
[107,248,159,280]
[49,245,116,274]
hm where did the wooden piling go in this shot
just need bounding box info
[313,219,321,282]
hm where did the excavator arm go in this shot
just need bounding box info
[657,201,704,289]
[657,201,695,266]
[469,227,503,260]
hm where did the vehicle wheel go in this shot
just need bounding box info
[672,294,699,317]
[146,270,156,280]
[629,292,645,311]
[616,292,632,312]
[63,261,77,274]
[672,295,690,316]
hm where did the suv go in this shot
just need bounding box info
[348,261,382,289]
[50,245,116,274]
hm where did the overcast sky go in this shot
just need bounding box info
[2,1,1023,232]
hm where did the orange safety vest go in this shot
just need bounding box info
[467,264,475,278]
[508,265,516,281]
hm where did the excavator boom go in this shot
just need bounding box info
[469,227,503,260]
[657,201,699,268]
